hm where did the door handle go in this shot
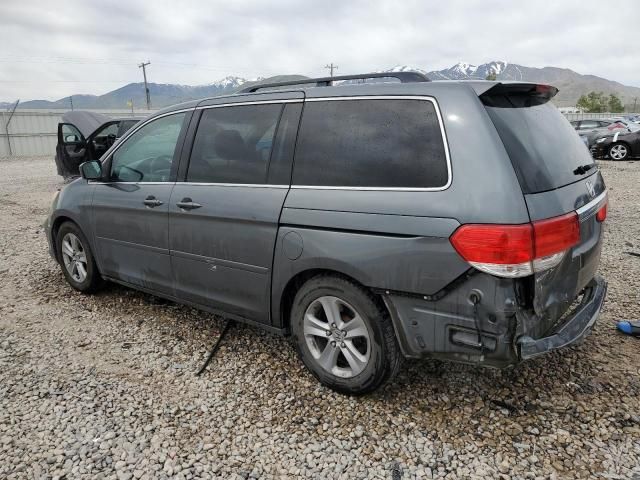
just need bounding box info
[143,196,163,208]
[176,198,202,210]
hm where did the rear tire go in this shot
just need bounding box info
[290,275,401,395]
[608,143,629,161]
[56,222,102,293]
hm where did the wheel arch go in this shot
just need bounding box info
[51,215,80,262]
[50,214,94,264]
[276,268,386,334]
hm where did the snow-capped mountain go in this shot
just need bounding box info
[427,61,516,80]
[383,61,640,107]
[385,65,430,76]
[388,61,511,80]
[210,76,249,89]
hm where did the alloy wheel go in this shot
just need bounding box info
[609,144,628,160]
[303,295,371,378]
[61,233,88,283]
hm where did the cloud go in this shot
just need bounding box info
[1,0,638,101]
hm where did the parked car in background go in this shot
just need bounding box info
[570,119,614,131]
[44,74,607,394]
[55,111,141,179]
[614,119,640,132]
[591,129,640,160]
[573,118,638,147]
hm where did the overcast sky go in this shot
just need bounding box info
[1,0,639,102]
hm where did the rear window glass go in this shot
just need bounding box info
[292,99,448,188]
[485,103,595,194]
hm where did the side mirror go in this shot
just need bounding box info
[79,160,102,180]
[65,134,80,143]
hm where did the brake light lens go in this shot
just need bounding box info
[532,212,580,258]
[596,203,607,222]
[450,212,580,278]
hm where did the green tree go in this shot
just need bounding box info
[576,91,608,113]
[577,91,626,113]
[485,72,497,81]
[608,93,624,113]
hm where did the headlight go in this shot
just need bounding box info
[596,138,607,144]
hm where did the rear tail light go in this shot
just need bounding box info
[450,212,580,278]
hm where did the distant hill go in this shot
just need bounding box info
[4,64,639,110]
[395,61,640,108]
[12,75,307,110]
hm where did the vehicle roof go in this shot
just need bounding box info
[112,117,143,122]
[150,79,553,117]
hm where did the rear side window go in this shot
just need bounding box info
[579,120,599,129]
[292,99,449,189]
[187,104,283,184]
[485,102,595,194]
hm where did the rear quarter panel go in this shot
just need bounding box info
[271,83,530,327]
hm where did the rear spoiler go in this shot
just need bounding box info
[473,82,559,108]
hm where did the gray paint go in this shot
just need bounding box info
[523,171,605,221]
[169,183,288,323]
[44,78,607,369]
[92,182,174,294]
[285,83,530,225]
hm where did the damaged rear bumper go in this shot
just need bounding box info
[383,273,607,368]
[517,275,607,360]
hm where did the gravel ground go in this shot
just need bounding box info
[1,156,639,480]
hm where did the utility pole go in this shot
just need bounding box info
[69,96,73,111]
[138,61,151,110]
[324,63,338,77]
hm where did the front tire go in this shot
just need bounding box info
[608,143,629,161]
[290,275,401,395]
[56,222,102,293]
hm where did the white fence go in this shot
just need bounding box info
[563,112,638,121]
[0,109,155,157]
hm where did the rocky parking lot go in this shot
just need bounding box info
[0,156,639,479]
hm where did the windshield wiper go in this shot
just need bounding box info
[573,163,595,175]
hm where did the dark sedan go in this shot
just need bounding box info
[590,129,640,160]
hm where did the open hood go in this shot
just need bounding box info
[61,111,111,138]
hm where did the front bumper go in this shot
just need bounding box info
[590,144,607,158]
[43,215,57,261]
[518,276,607,359]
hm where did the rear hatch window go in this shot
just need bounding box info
[482,84,595,194]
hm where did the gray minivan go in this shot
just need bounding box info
[44,73,608,394]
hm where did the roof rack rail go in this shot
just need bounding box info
[238,72,430,93]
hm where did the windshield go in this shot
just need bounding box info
[485,102,595,194]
